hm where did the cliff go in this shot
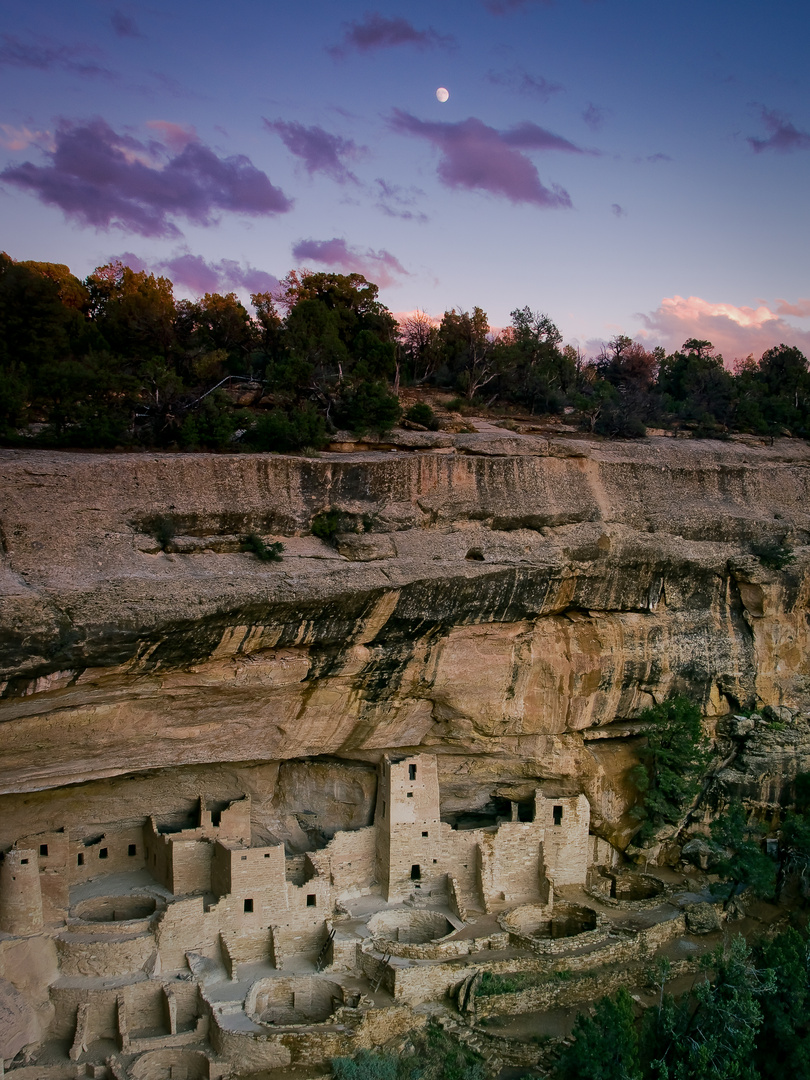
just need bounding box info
[1,431,809,851]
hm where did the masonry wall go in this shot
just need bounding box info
[375,754,443,900]
[0,849,43,934]
[309,826,377,899]
[536,794,591,886]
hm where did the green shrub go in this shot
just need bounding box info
[245,403,328,453]
[405,402,439,429]
[331,1050,398,1080]
[335,380,401,435]
[751,539,796,571]
[311,510,343,544]
[241,533,283,561]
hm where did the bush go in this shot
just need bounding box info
[245,403,328,453]
[332,1050,398,1080]
[751,539,796,571]
[405,401,439,429]
[241,533,283,561]
[311,509,343,544]
[335,380,402,435]
[144,515,175,552]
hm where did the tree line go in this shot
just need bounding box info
[1,252,808,451]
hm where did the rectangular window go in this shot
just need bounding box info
[407,792,413,798]
[410,864,421,880]
[553,805,563,827]
[264,853,271,858]
[39,844,49,857]
[128,844,137,857]
[306,894,317,907]
[422,831,428,837]
[77,853,84,866]
[20,858,28,865]
[244,898,254,913]
[241,855,247,861]
[99,847,108,859]
[409,764,417,780]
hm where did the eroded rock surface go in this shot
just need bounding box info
[0,435,809,848]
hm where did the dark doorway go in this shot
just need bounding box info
[410,864,421,880]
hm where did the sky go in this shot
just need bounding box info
[1,0,809,361]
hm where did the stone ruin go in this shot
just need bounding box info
[1,752,691,1079]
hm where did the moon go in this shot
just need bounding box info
[436,87,450,103]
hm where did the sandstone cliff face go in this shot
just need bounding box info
[1,434,809,849]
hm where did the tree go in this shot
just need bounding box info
[558,988,642,1080]
[496,306,571,413]
[710,801,776,909]
[753,928,810,1080]
[399,309,441,384]
[630,697,711,842]
[438,306,496,400]
[644,935,771,1080]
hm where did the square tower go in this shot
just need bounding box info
[375,754,441,901]
[535,793,590,885]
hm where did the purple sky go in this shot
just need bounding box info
[2,0,809,359]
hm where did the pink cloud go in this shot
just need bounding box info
[291,237,408,288]
[144,120,197,152]
[107,251,280,297]
[775,298,810,318]
[637,294,810,360]
[389,110,573,208]
[1,117,292,237]
[0,124,52,151]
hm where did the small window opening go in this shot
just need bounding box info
[241,855,247,861]
[433,859,438,864]
[306,894,317,907]
[407,792,413,798]
[128,844,137,857]
[99,847,108,859]
[422,831,428,837]
[264,853,271,858]
[553,805,563,827]
[77,853,84,866]
[39,844,49,857]
[410,864,421,880]
[211,810,222,827]
[244,898,254,913]
[20,858,28,865]
[409,764,417,780]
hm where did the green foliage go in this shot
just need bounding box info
[334,380,402,435]
[241,534,284,561]
[476,971,519,996]
[558,988,642,1080]
[751,539,796,571]
[631,696,711,842]
[753,928,810,1080]
[405,401,439,429]
[245,403,328,453]
[710,801,777,907]
[332,1050,399,1080]
[311,510,343,545]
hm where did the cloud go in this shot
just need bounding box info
[291,237,408,288]
[0,124,52,152]
[611,203,625,217]
[108,251,280,297]
[502,120,596,154]
[329,13,452,57]
[646,152,672,163]
[487,68,563,101]
[775,298,810,318]
[637,295,810,360]
[144,119,198,152]
[582,103,609,132]
[0,32,113,77]
[111,10,143,38]
[389,110,573,208]
[747,106,810,153]
[1,117,293,238]
[374,178,428,222]
[264,119,362,183]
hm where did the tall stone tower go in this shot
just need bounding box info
[375,754,441,901]
[0,848,44,935]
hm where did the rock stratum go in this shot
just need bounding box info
[1,431,809,853]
